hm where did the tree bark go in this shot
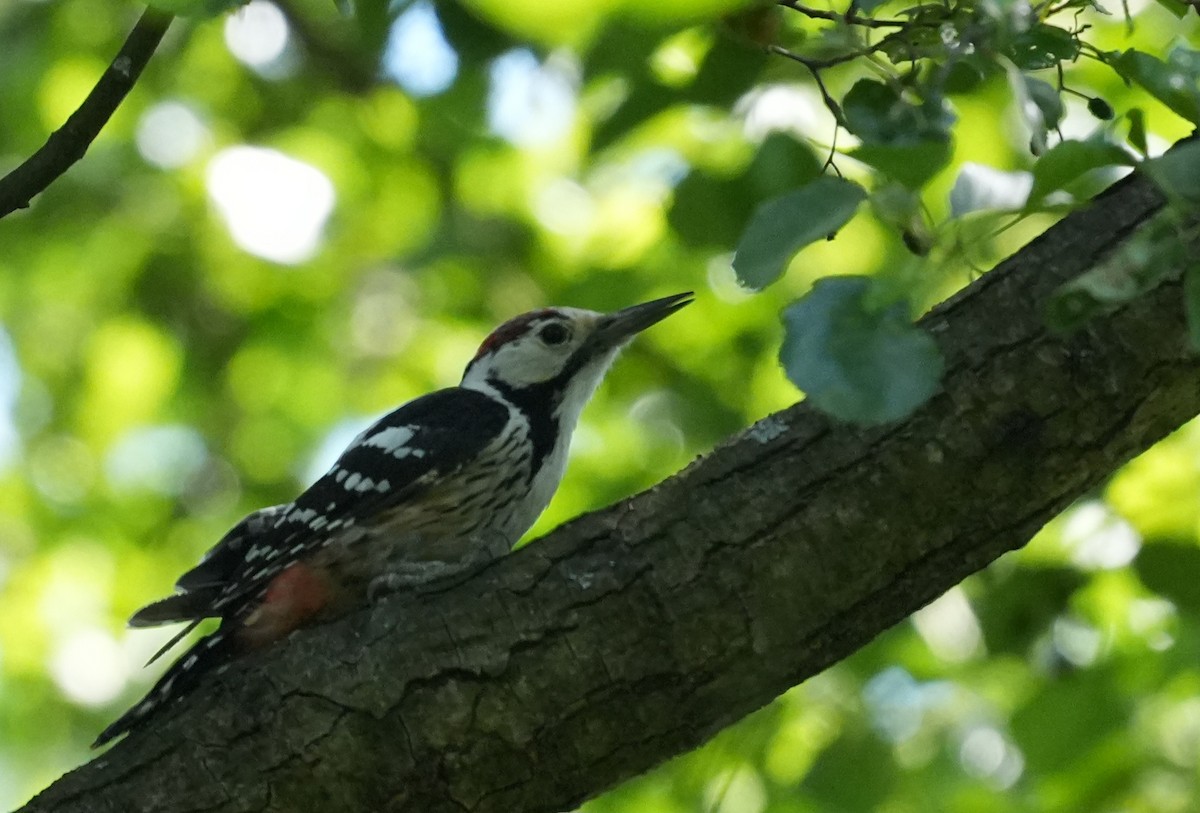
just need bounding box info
[19,167,1191,813]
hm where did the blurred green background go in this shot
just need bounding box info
[0,0,1198,809]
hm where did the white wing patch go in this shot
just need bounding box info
[289,507,317,522]
[361,426,426,459]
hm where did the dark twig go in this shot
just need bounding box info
[767,44,855,127]
[1044,0,1081,16]
[778,0,910,27]
[767,45,847,173]
[0,8,173,219]
[768,42,876,73]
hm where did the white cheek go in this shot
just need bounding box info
[507,343,573,385]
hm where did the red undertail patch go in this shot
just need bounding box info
[236,562,332,650]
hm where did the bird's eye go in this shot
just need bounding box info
[539,323,571,346]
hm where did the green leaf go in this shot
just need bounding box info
[1111,48,1200,124]
[842,80,954,147]
[1024,77,1064,131]
[850,139,952,189]
[1027,139,1134,205]
[1143,140,1200,204]
[670,133,821,248]
[871,183,932,255]
[942,58,993,94]
[1153,0,1190,17]
[949,163,1032,216]
[1006,24,1080,70]
[732,178,866,289]
[779,277,944,425]
[1127,109,1148,156]
[1007,69,1061,154]
[1135,543,1200,612]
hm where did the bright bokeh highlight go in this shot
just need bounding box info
[206,146,336,264]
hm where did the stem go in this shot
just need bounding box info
[0,8,173,219]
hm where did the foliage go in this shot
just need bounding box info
[0,0,1198,810]
[779,276,940,425]
[733,177,865,289]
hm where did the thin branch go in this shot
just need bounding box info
[767,44,850,171]
[768,44,850,131]
[0,8,173,219]
[778,0,910,27]
[767,42,874,74]
[1044,0,1081,16]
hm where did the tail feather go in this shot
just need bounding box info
[144,619,204,666]
[93,627,234,748]
[128,590,221,628]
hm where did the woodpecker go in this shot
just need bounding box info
[94,292,692,747]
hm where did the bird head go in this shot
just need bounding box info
[460,293,693,418]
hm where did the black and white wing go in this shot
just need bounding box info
[128,386,512,626]
[212,386,512,605]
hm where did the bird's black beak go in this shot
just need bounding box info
[593,292,694,350]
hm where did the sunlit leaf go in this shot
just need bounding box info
[842,79,953,146]
[1111,48,1200,124]
[1027,139,1134,205]
[779,276,943,425]
[949,163,1032,216]
[1008,68,1061,154]
[851,139,952,189]
[1152,0,1190,18]
[732,178,866,289]
[1024,77,1064,130]
[1006,24,1079,70]
[1127,109,1148,155]
[670,132,821,248]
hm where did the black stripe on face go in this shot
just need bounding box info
[486,377,561,479]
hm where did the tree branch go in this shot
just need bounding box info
[778,0,910,28]
[0,8,173,220]
[19,166,1191,812]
